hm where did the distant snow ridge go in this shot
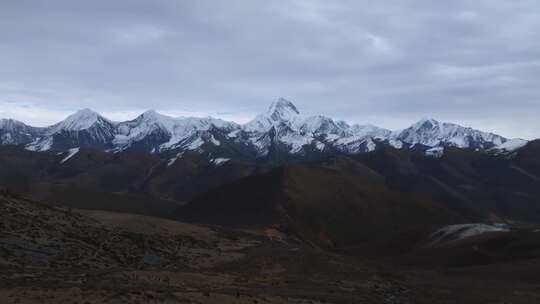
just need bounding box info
[243,98,397,156]
[0,98,528,160]
[114,110,237,153]
[26,109,117,152]
[396,118,507,149]
[0,119,43,146]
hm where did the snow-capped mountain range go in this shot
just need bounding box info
[0,98,527,161]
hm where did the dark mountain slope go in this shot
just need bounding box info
[178,157,462,251]
[1,140,539,231]
[0,146,57,191]
[0,146,264,217]
[408,227,540,268]
[351,145,540,222]
[179,168,287,227]
[177,142,540,250]
[514,139,540,175]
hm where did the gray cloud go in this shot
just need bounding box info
[0,0,539,138]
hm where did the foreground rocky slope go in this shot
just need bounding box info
[0,191,413,304]
[2,191,540,303]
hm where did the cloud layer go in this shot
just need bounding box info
[1,0,539,138]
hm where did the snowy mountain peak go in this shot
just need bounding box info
[53,108,109,131]
[140,109,160,118]
[266,98,300,120]
[412,118,440,130]
[76,108,99,115]
[0,118,40,145]
[0,118,27,129]
[71,108,101,121]
[136,110,173,124]
[243,98,301,133]
[397,118,507,149]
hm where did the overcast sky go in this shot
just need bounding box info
[0,1,539,138]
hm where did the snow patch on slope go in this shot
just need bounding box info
[430,223,510,245]
[425,147,444,158]
[184,137,205,150]
[210,158,230,166]
[26,137,53,152]
[491,138,528,153]
[60,148,80,164]
[388,139,404,149]
[167,152,184,167]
